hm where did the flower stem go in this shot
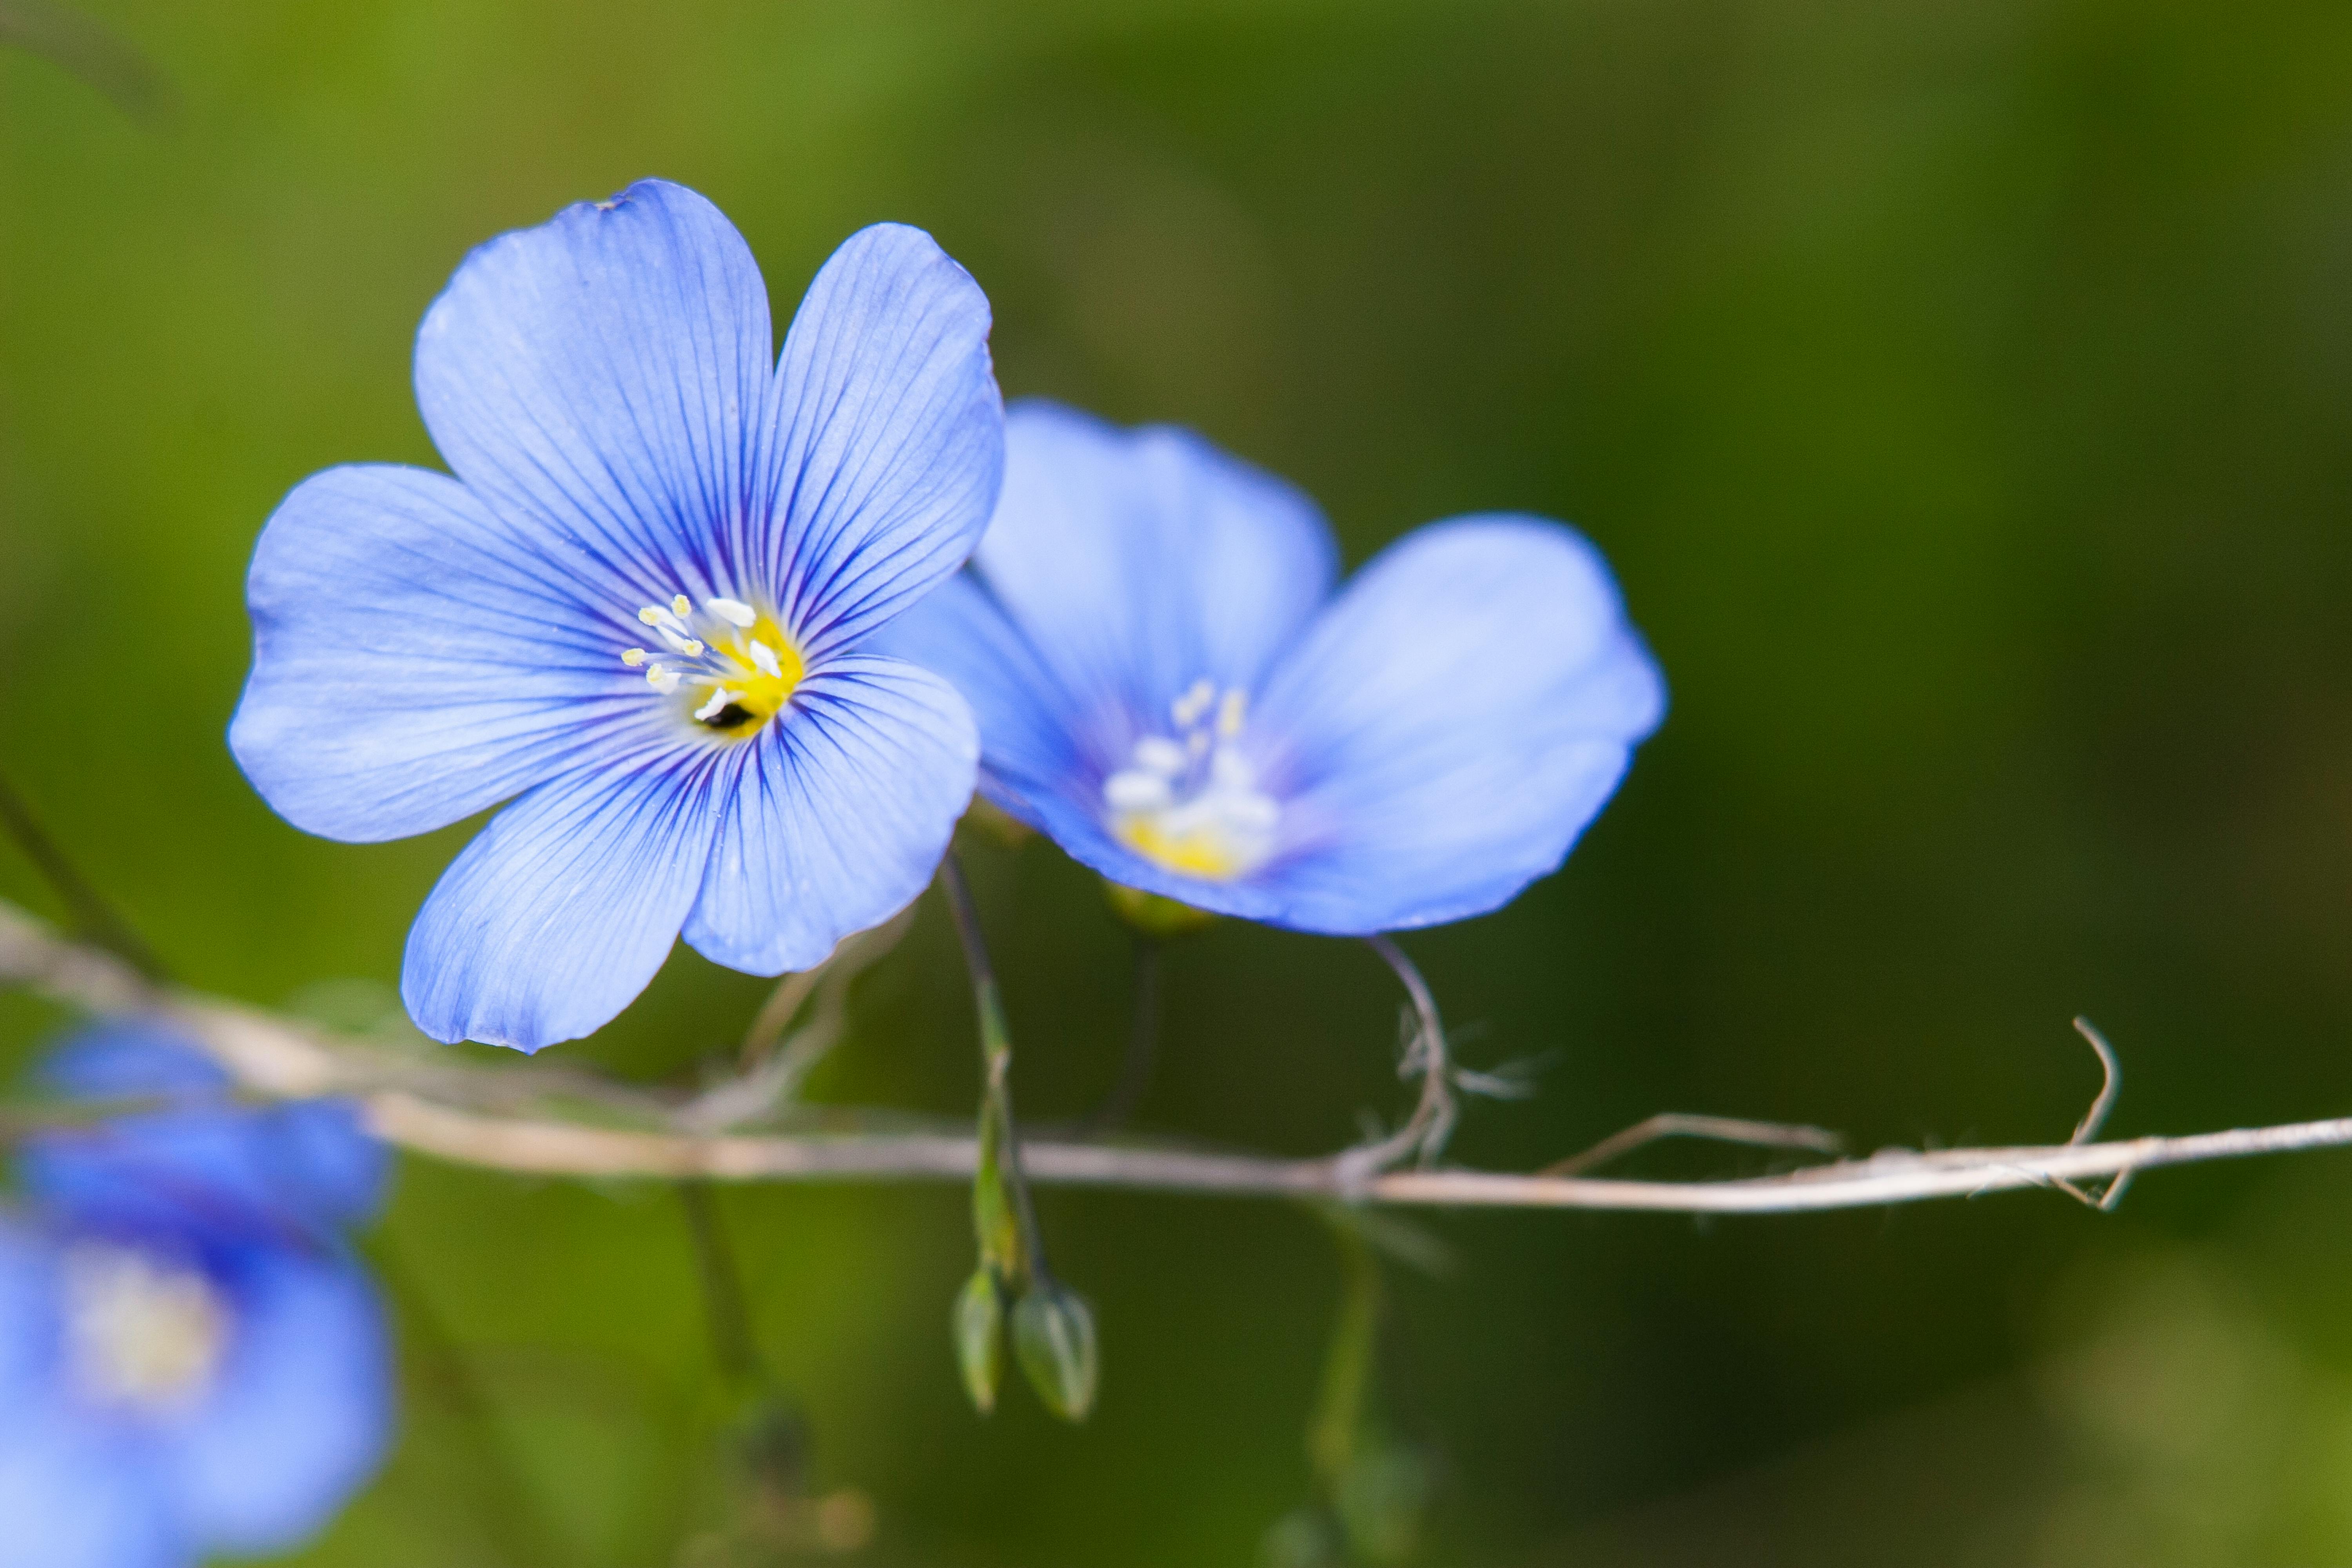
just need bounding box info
[1074,935,1161,1136]
[0,769,169,984]
[938,849,1047,1288]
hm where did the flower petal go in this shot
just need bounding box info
[0,1423,172,1568]
[162,1249,389,1556]
[760,224,1003,661]
[683,656,976,975]
[1243,516,1665,931]
[401,740,723,1051]
[961,400,1337,763]
[413,178,773,603]
[24,1020,388,1246]
[230,463,650,842]
[866,573,1082,819]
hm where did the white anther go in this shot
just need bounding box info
[647,666,683,695]
[748,639,783,679]
[1132,736,1188,775]
[1172,679,1216,730]
[706,597,757,628]
[653,624,704,657]
[694,687,740,723]
[1217,689,1248,739]
[670,593,693,619]
[1103,770,1174,812]
[621,648,647,668]
[639,604,688,634]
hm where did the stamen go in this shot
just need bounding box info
[1133,737,1188,775]
[1172,679,1216,730]
[1217,689,1247,739]
[654,624,706,657]
[693,687,740,723]
[647,666,683,695]
[1103,770,1174,811]
[670,593,693,619]
[621,648,647,668]
[706,597,757,628]
[748,640,783,679]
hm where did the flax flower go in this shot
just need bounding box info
[231,180,1000,1050]
[881,401,1664,932]
[0,1024,390,1568]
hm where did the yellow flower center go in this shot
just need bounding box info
[1102,678,1280,882]
[621,593,805,737]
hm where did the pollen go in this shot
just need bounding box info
[621,590,804,737]
[1102,680,1279,881]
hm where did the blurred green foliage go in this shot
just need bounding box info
[9,0,2352,1562]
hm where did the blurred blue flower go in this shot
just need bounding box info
[230,179,1001,1051]
[881,401,1666,933]
[0,1021,392,1568]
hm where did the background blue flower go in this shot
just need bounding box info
[0,1022,391,1568]
[881,400,1666,933]
[229,179,1000,1051]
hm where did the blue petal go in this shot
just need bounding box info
[401,737,724,1051]
[414,178,773,604]
[0,1223,62,1411]
[0,1423,175,1568]
[954,400,1336,765]
[161,1249,390,1557]
[761,224,1003,662]
[865,574,1082,822]
[230,463,652,843]
[27,1024,388,1243]
[683,656,977,974]
[1242,516,1665,931]
[0,1227,175,1568]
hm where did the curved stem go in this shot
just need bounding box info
[1074,936,1161,1136]
[1337,936,1457,1183]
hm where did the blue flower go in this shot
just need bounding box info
[230,180,1001,1051]
[879,401,1666,933]
[0,1022,392,1568]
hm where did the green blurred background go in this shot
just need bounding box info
[9,0,2352,1562]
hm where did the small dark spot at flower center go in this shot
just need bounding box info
[699,702,756,732]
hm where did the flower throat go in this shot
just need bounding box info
[621,594,804,735]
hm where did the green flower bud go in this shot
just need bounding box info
[1102,880,1216,939]
[1013,1279,1100,1422]
[954,1268,1004,1415]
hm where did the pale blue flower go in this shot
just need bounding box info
[880,401,1665,932]
[230,180,1002,1051]
[0,1022,391,1568]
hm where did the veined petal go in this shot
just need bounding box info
[163,1250,389,1557]
[231,465,648,843]
[866,573,1082,818]
[402,741,724,1051]
[760,224,1002,661]
[414,178,772,601]
[1246,516,1665,932]
[684,656,976,975]
[964,400,1337,762]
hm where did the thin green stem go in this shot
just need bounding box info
[678,1180,766,1390]
[1074,936,1161,1136]
[938,849,1048,1286]
[0,770,169,983]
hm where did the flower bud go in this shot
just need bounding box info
[1102,880,1216,939]
[1013,1279,1099,1422]
[953,1269,1004,1415]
